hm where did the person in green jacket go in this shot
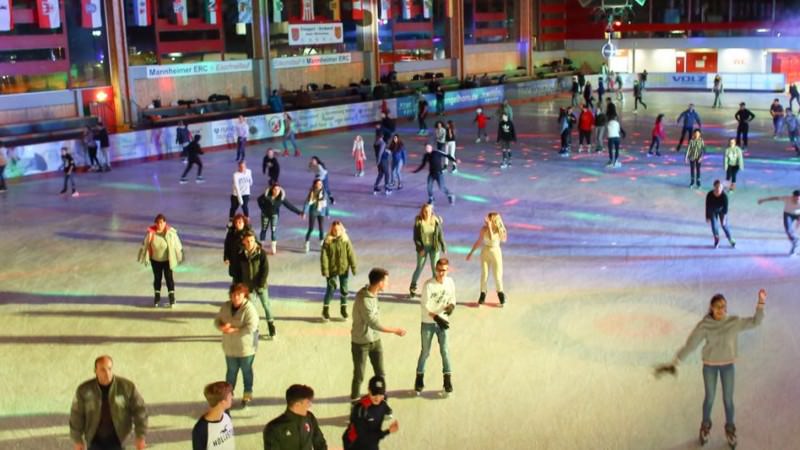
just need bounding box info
[722,137,744,191]
[215,283,260,408]
[263,384,327,450]
[232,232,275,340]
[320,220,357,321]
[409,203,446,298]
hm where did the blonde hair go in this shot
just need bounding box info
[325,220,350,244]
[416,203,436,223]
[486,212,507,241]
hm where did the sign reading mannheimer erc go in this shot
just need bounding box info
[145,60,253,79]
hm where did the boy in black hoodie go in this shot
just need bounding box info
[342,376,398,450]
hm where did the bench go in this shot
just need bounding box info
[0,116,99,147]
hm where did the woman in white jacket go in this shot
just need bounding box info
[138,214,183,307]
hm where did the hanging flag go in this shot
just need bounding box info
[237,0,252,23]
[402,0,411,20]
[0,0,12,32]
[302,0,314,21]
[379,0,390,20]
[330,0,339,21]
[36,0,61,29]
[271,0,282,23]
[352,0,362,20]
[81,0,102,28]
[204,0,220,24]
[172,0,188,25]
[131,0,151,26]
[422,0,431,19]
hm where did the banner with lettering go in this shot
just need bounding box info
[172,0,188,25]
[81,0,102,28]
[36,0,61,29]
[204,0,220,24]
[130,0,151,26]
[0,0,12,31]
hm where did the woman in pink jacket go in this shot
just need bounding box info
[647,114,666,157]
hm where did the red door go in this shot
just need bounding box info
[676,57,685,73]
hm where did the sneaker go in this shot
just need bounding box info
[179,179,188,184]
[71,191,79,197]
[478,292,486,305]
[373,189,380,196]
[409,286,419,298]
[448,195,455,205]
[613,161,622,168]
[500,162,508,169]
[195,177,204,183]
[647,152,653,157]
[689,182,695,188]
[414,373,424,395]
[267,321,276,339]
[714,237,720,249]
[241,393,253,408]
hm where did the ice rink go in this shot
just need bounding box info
[1,90,799,449]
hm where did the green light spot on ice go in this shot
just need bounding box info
[33,290,89,297]
[461,194,489,203]
[447,246,471,255]
[101,182,163,192]
[563,211,614,222]
[329,209,356,218]
[452,172,488,182]
[174,265,202,273]
[578,168,604,177]
[748,158,800,166]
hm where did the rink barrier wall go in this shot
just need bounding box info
[1,78,566,180]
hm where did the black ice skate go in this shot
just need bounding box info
[414,373,424,396]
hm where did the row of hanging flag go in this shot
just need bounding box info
[0,0,450,32]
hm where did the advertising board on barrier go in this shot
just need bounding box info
[288,23,343,46]
[272,53,352,69]
[293,99,397,133]
[505,78,558,100]
[209,113,284,147]
[145,60,253,79]
[444,85,505,110]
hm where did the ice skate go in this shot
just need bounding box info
[267,321,276,340]
[271,241,277,255]
[477,292,486,305]
[443,374,453,397]
[414,373,424,395]
[725,424,737,449]
[340,304,348,319]
[498,292,506,307]
[321,306,330,322]
[304,241,310,253]
[699,421,711,446]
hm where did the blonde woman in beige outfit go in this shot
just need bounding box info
[466,212,508,307]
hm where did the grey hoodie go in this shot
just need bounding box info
[351,286,384,345]
[675,305,764,365]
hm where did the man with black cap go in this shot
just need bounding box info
[342,376,399,450]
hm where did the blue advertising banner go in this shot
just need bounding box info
[505,78,559,100]
[444,85,505,110]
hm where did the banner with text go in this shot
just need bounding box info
[272,53,351,69]
[288,23,343,46]
[145,60,253,79]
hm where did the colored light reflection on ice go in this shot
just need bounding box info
[329,209,356,218]
[504,198,520,206]
[101,182,163,192]
[446,245,471,255]
[751,256,786,276]
[452,172,488,182]
[508,222,544,231]
[578,168,604,177]
[748,158,800,167]
[461,194,489,203]
[173,264,203,274]
[607,195,627,205]
[563,211,614,222]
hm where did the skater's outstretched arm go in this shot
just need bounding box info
[412,153,430,173]
[735,288,766,332]
[757,195,785,204]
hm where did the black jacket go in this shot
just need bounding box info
[232,246,268,290]
[497,119,517,142]
[706,191,729,220]
[95,126,110,148]
[263,410,327,450]
[223,225,253,275]
[262,155,281,181]
[342,397,392,450]
[735,109,755,124]
[184,141,203,159]
[413,150,456,176]
[257,188,302,217]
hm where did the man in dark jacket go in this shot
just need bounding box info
[413,144,457,205]
[342,376,398,450]
[94,121,112,171]
[232,232,275,339]
[734,102,755,149]
[262,148,281,185]
[675,103,702,152]
[180,134,204,184]
[263,384,327,450]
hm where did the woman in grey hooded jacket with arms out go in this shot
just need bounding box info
[655,289,766,448]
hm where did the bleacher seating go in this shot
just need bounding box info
[0,116,99,147]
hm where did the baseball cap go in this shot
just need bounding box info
[368,376,386,395]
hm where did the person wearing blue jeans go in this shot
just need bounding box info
[414,258,456,396]
[215,283,260,408]
[655,289,766,447]
[409,204,447,298]
[758,190,800,255]
[282,112,300,156]
[675,104,701,152]
[705,180,735,249]
[413,144,456,205]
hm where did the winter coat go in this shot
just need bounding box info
[723,146,744,170]
[263,410,327,450]
[223,225,253,264]
[474,112,488,128]
[651,121,666,139]
[578,110,594,132]
[232,246,268,291]
[497,118,517,142]
[138,226,183,270]
[677,109,702,129]
[303,188,329,217]
[69,376,148,447]
[214,299,259,357]
[262,155,280,180]
[257,188,302,217]
[413,216,446,253]
[320,235,356,277]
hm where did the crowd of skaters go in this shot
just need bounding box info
[7,74,794,449]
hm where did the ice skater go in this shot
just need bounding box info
[281,112,301,157]
[235,115,248,162]
[582,81,594,108]
[633,80,647,111]
[309,156,335,205]
[434,121,446,154]
[301,179,329,253]
[577,104,594,153]
[412,143,456,205]
[256,183,303,254]
[734,103,754,149]
[466,212,507,307]
[214,283,259,408]
[342,376,399,450]
[712,75,723,108]
[445,120,458,173]
[647,114,665,156]
[179,134,204,184]
[594,104,607,153]
[373,138,392,196]
[95,121,111,171]
[570,76,580,107]
[723,138,744,191]
[261,148,280,186]
[320,220,357,321]
[597,78,605,105]
[685,129,706,189]
[137,214,183,307]
[705,180,736,249]
[614,72,624,102]
[757,190,800,256]
[83,126,101,171]
[769,98,785,138]
[409,203,447,299]
[230,161,253,219]
[59,147,78,197]
[224,213,254,277]
[231,231,276,339]
[352,135,366,177]
[606,114,626,168]
[474,107,489,143]
[414,257,456,397]
[785,108,800,153]
[192,382,235,450]
[497,112,516,168]
[675,103,702,152]
[654,289,766,448]
[0,147,7,193]
[789,82,800,110]
[417,94,429,135]
[389,134,406,190]
[558,106,576,157]
[176,120,192,163]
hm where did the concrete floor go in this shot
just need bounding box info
[1,90,799,449]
